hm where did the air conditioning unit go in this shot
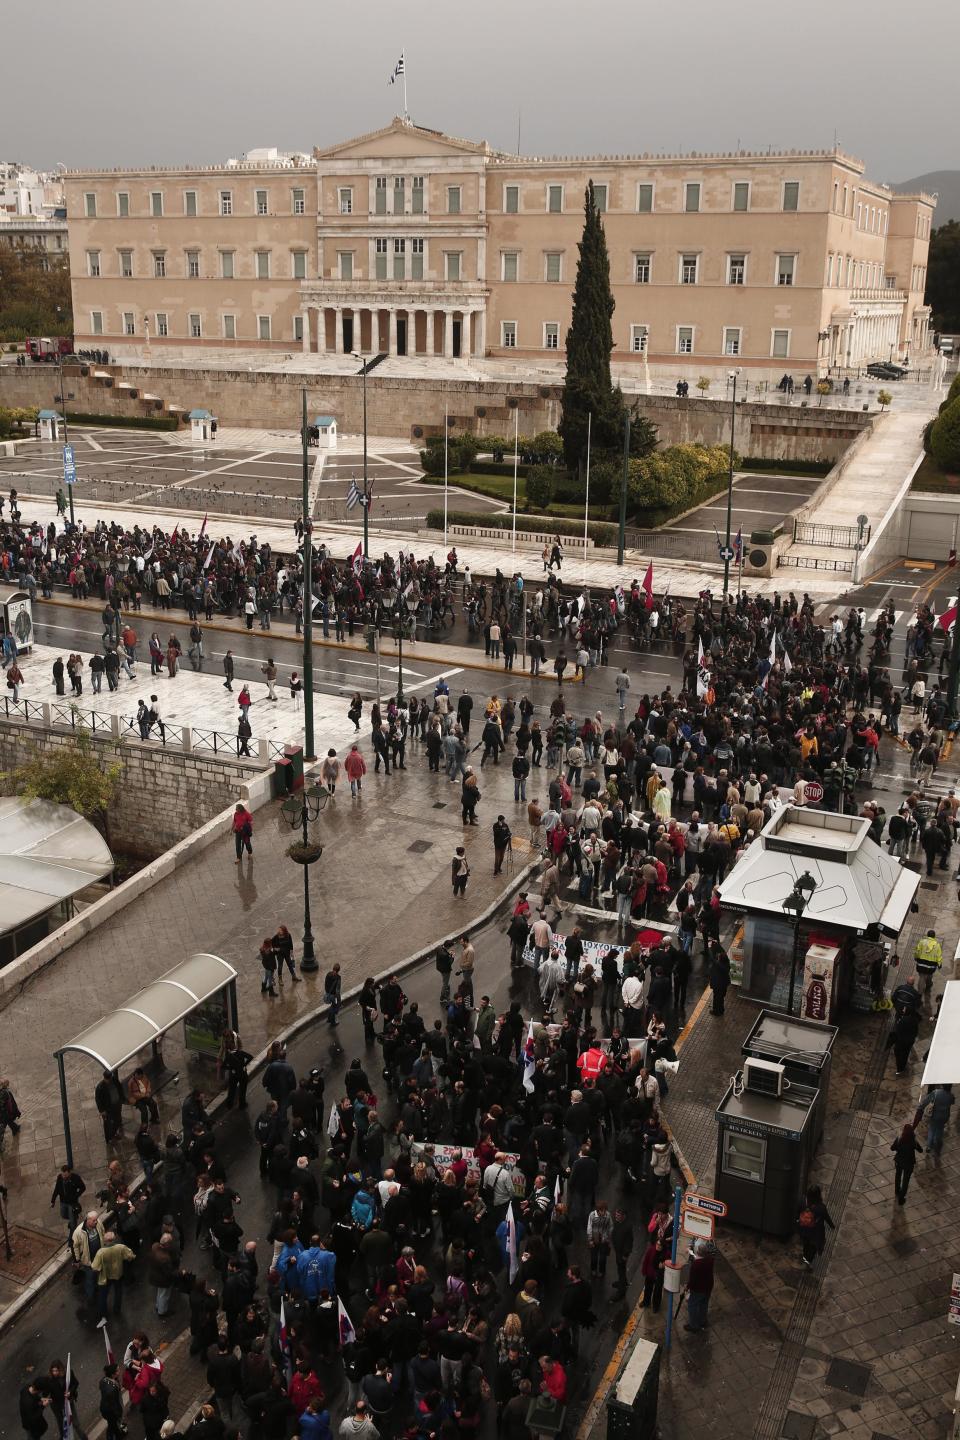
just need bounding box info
[744,1057,785,1097]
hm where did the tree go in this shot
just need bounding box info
[877,390,893,410]
[525,465,556,509]
[0,245,72,341]
[816,380,832,406]
[5,727,122,848]
[930,395,960,474]
[927,221,960,334]
[559,182,624,472]
[696,377,711,394]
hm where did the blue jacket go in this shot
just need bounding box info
[297,1245,337,1300]
[299,1410,331,1440]
[351,1189,376,1230]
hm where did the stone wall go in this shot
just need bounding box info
[0,721,263,858]
[0,363,871,463]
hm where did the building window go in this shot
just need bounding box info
[84,193,97,218]
[680,253,699,285]
[733,182,749,212]
[545,252,562,283]
[771,329,790,358]
[293,315,304,342]
[856,202,862,229]
[776,253,796,286]
[150,192,163,218]
[187,250,200,278]
[153,252,165,278]
[156,313,168,337]
[293,187,305,215]
[339,187,353,215]
[631,324,649,353]
[91,310,103,335]
[117,192,129,217]
[412,176,424,214]
[447,186,462,215]
[393,238,405,281]
[123,311,135,336]
[394,176,405,213]
[544,322,559,350]
[445,251,461,282]
[189,313,202,339]
[223,315,236,340]
[338,251,353,281]
[375,177,388,215]
[119,250,133,278]
[258,316,271,342]
[634,253,651,284]
[375,237,388,280]
[780,180,799,212]
[842,184,848,214]
[826,254,833,286]
[833,180,839,211]
[637,183,653,213]
[183,190,197,218]
[685,182,700,212]
[256,251,270,280]
[723,327,741,356]
[502,321,517,348]
[502,252,519,282]
[254,189,267,216]
[547,184,563,213]
[86,251,101,278]
[292,251,306,280]
[592,183,607,213]
[220,251,234,279]
[220,190,233,216]
[411,237,424,280]
[727,253,746,285]
[504,185,519,214]
[677,326,694,353]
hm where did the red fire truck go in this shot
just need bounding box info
[24,336,74,363]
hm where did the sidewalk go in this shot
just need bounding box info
[0,738,532,1312]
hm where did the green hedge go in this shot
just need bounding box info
[427,508,619,545]
[65,410,179,431]
[469,459,531,478]
[740,456,831,476]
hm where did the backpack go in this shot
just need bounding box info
[797,1207,816,1231]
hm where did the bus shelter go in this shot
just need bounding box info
[921,978,960,1088]
[54,952,238,1168]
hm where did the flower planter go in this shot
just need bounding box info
[287,842,323,865]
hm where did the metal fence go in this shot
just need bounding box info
[778,553,853,573]
[624,530,719,563]
[0,696,274,765]
[792,519,870,550]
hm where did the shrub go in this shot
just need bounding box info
[696,376,711,393]
[526,465,556,509]
[427,509,619,546]
[63,410,179,430]
[930,395,960,473]
[877,390,893,410]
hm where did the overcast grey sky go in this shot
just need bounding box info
[3,0,955,182]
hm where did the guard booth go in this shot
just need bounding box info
[741,1010,837,1144]
[715,1062,820,1237]
[189,408,218,442]
[54,952,238,1169]
[0,585,34,653]
[311,415,337,449]
[37,409,63,442]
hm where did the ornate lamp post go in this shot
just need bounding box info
[781,870,817,1016]
[281,781,328,973]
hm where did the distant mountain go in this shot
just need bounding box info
[893,171,960,225]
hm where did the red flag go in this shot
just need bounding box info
[351,543,362,577]
[641,562,654,611]
[199,514,208,538]
[936,604,958,632]
[171,525,179,545]
[949,549,957,569]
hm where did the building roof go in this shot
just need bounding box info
[0,797,114,934]
[313,415,335,426]
[716,804,919,937]
[921,979,960,1087]
[37,409,61,420]
[188,408,212,419]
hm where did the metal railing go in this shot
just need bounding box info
[0,699,273,766]
[778,553,853,572]
[792,519,870,550]
[625,530,719,563]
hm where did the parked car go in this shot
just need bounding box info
[866,362,908,380]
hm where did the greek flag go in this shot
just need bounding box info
[346,480,362,511]
[389,52,405,84]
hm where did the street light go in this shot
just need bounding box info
[281,781,329,974]
[394,588,419,706]
[722,369,740,598]
[54,345,75,526]
[781,870,817,1016]
[351,352,370,558]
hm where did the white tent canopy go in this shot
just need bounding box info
[57,951,237,1071]
[921,978,960,1088]
[0,796,114,934]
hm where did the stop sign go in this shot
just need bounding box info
[804,780,824,804]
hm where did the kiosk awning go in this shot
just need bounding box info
[57,952,237,1071]
[921,979,960,1088]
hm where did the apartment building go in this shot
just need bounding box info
[64,118,935,377]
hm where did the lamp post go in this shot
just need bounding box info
[352,353,370,557]
[394,589,419,706]
[722,368,740,598]
[781,870,817,1016]
[281,781,328,973]
[54,347,76,526]
[300,390,316,760]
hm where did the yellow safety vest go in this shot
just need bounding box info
[914,936,943,970]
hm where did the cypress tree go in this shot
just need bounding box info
[559,182,625,473]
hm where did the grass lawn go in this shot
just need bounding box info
[421,470,526,504]
[911,454,960,493]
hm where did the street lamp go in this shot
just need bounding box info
[722,368,740,598]
[54,345,75,527]
[352,353,370,558]
[394,588,419,706]
[281,781,328,973]
[781,870,817,1016]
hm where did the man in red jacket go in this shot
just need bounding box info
[344,744,367,798]
[231,803,253,862]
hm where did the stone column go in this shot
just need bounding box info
[301,309,310,354]
[424,310,435,357]
[461,311,472,358]
[443,309,454,360]
[353,309,364,355]
[475,309,486,359]
[315,307,326,355]
[388,308,398,355]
